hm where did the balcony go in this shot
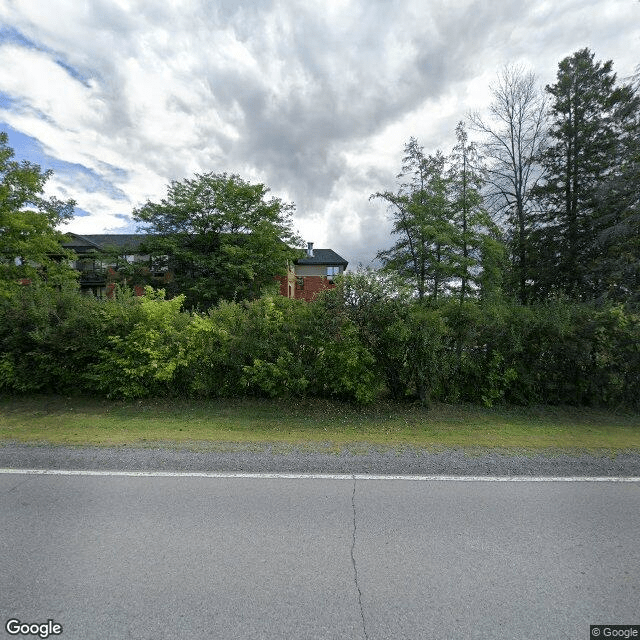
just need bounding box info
[78,270,107,286]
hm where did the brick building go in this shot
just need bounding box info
[62,233,153,297]
[279,242,348,301]
[62,234,348,301]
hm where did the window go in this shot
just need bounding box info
[326,266,341,280]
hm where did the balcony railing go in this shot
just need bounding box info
[78,270,107,285]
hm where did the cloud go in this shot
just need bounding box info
[1,0,639,264]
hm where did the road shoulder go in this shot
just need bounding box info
[2,441,640,476]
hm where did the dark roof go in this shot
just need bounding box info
[62,233,100,250]
[80,234,149,250]
[63,233,349,266]
[62,233,149,251]
[295,249,348,267]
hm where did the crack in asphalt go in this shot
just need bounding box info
[351,475,369,640]
[0,478,29,497]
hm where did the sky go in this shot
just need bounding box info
[1,0,639,267]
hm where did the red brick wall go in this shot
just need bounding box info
[276,273,296,298]
[294,275,336,301]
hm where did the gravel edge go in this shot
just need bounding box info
[2,442,640,476]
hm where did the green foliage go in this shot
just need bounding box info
[177,310,233,397]
[373,140,460,300]
[138,293,380,404]
[373,133,504,303]
[585,305,640,406]
[449,121,495,302]
[211,296,314,398]
[322,269,640,408]
[89,288,190,398]
[478,233,507,304]
[132,172,302,309]
[0,284,106,393]
[1,266,638,409]
[321,269,414,401]
[532,49,640,302]
[310,299,381,404]
[0,131,77,295]
[406,305,450,407]
[0,188,637,408]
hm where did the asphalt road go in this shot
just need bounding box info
[1,470,639,640]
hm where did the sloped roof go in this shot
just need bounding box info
[79,234,149,250]
[295,249,348,267]
[62,233,150,252]
[62,233,349,266]
[61,233,103,250]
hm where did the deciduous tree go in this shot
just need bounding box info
[469,66,547,304]
[0,131,76,294]
[133,172,302,309]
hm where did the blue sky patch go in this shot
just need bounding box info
[0,92,18,110]
[1,121,128,203]
[0,122,48,164]
[0,25,91,86]
[0,25,35,49]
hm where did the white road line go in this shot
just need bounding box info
[1,468,640,482]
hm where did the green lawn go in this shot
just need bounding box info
[1,395,639,453]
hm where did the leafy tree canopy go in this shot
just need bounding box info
[372,133,499,303]
[372,139,458,301]
[133,172,303,309]
[0,131,76,294]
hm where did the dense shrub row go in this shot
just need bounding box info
[1,282,639,408]
[0,286,379,403]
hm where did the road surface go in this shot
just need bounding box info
[1,469,639,639]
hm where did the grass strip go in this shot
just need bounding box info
[1,395,639,453]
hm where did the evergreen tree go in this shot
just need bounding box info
[592,71,640,305]
[532,49,639,302]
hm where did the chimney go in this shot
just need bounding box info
[307,242,314,258]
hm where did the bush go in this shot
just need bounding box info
[0,285,106,393]
[1,279,638,409]
[89,288,191,398]
[188,296,380,404]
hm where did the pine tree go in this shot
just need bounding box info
[592,72,640,305]
[532,49,639,302]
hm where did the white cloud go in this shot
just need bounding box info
[1,0,639,265]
